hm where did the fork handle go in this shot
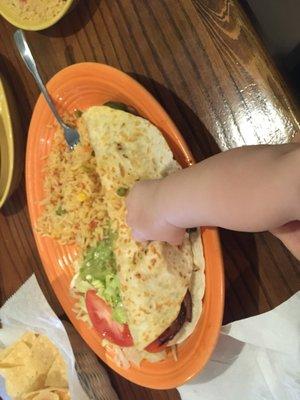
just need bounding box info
[14,29,65,128]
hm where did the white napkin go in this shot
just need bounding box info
[0,275,89,400]
[179,291,300,400]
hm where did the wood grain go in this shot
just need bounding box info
[0,1,299,399]
[63,322,119,400]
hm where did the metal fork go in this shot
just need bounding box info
[14,29,80,150]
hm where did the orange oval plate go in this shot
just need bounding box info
[26,63,224,389]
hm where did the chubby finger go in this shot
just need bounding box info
[131,229,149,242]
[166,229,185,246]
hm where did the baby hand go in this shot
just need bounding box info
[125,180,185,245]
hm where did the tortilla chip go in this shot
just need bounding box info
[0,332,37,365]
[0,339,39,398]
[0,334,63,399]
[30,335,59,377]
[23,388,70,400]
[53,389,71,400]
[21,332,39,348]
[0,346,13,363]
[22,388,60,400]
[0,341,30,367]
[45,353,68,388]
[0,364,41,399]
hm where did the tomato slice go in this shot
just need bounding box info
[85,290,133,347]
[145,339,167,353]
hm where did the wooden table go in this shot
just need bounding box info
[0,1,299,399]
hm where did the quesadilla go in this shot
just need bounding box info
[74,105,205,357]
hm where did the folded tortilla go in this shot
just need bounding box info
[83,106,205,350]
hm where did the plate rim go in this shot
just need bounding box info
[0,75,14,208]
[0,0,74,31]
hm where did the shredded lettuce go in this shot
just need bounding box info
[72,274,94,293]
